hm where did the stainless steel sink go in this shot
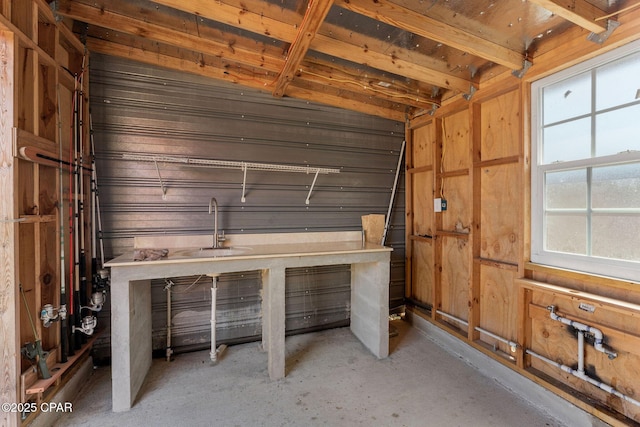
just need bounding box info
[171,247,252,258]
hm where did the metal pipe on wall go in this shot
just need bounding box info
[382,140,405,246]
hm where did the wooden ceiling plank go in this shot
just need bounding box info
[86,37,405,121]
[528,0,607,33]
[313,34,471,93]
[286,80,407,121]
[272,0,334,97]
[58,0,284,73]
[149,0,471,93]
[299,60,439,109]
[336,0,524,70]
[150,0,298,41]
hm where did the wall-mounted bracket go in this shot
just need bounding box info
[123,153,340,204]
[154,160,168,200]
[305,170,320,205]
[587,20,620,44]
[462,85,477,101]
[512,59,533,79]
[241,163,248,203]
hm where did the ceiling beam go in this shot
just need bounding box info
[336,0,524,70]
[57,0,284,73]
[86,37,407,121]
[61,0,430,114]
[86,37,275,89]
[286,78,409,121]
[300,57,439,109]
[149,0,472,93]
[272,0,334,97]
[528,0,607,33]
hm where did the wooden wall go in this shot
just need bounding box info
[0,2,88,426]
[405,8,640,425]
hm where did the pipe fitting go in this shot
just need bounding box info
[547,305,617,359]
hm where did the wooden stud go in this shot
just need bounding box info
[469,102,482,343]
[405,120,414,301]
[0,29,20,427]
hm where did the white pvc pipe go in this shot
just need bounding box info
[165,279,173,361]
[208,274,227,363]
[210,276,218,362]
[548,305,617,359]
[577,331,585,374]
[475,326,519,352]
[436,309,468,326]
[436,310,519,351]
[526,349,640,408]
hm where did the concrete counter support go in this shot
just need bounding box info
[262,267,286,380]
[110,275,153,412]
[106,235,391,412]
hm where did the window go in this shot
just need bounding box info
[531,40,640,282]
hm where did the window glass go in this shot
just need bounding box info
[596,52,640,111]
[595,103,640,156]
[546,169,587,209]
[543,118,591,163]
[592,215,640,261]
[592,163,640,209]
[543,72,591,125]
[545,214,587,254]
[532,40,640,281]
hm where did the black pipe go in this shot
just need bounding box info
[405,297,433,314]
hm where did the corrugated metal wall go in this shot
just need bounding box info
[90,54,405,356]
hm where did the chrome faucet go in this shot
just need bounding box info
[208,197,225,248]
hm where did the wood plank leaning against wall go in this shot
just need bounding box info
[405,6,640,425]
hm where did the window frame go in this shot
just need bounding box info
[531,39,640,282]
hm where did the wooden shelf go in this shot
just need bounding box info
[25,333,100,400]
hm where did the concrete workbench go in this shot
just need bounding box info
[105,231,392,412]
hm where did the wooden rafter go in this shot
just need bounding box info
[61,0,433,112]
[57,0,284,73]
[272,0,334,97]
[300,57,440,109]
[528,0,607,33]
[149,0,472,93]
[336,0,524,70]
[86,37,407,121]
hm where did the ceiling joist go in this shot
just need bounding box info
[86,37,409,121]
[335,0,524,70]
[528,0,608,33]
[57,0,285,73]
[148,0,472,93]
[272,0,334,97]
[56,0,633,118]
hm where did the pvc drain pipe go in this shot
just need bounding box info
[526,349,640,408]
[208,274,226,363]
[436,310,519,351]
[548,305,617,359]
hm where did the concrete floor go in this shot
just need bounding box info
[52,319,580,427]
